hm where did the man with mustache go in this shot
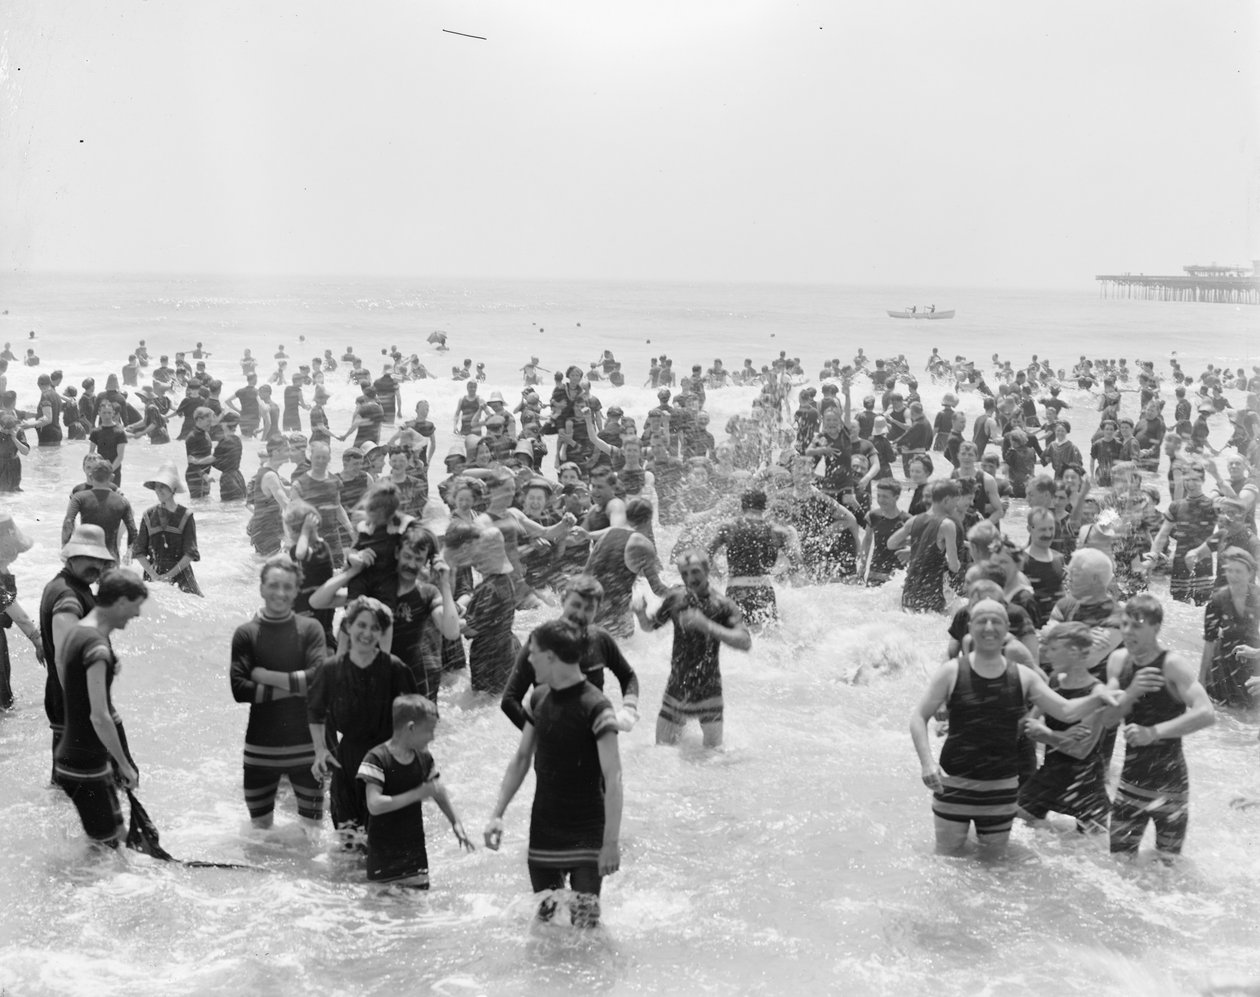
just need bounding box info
[39,525,115,781]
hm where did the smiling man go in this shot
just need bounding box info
[229,556,329,831]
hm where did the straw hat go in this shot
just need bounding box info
[0,512,34,559]
[143,467,186,494]
[61,524,115,562]
[871,416,889,436]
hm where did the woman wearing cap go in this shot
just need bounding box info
[933,394,958,452]
[1200,547,1260,707]
[0,513,43,708]
[478,391,516,438]
[308,596,417,838]
[132,468,202,596]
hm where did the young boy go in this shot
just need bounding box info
[861,478,908,586]
[1016,623,1112,833]
[357,694,473,888]
[483,619,623,928]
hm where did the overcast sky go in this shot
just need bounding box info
[2,0,1255,286]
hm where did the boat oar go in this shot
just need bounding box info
[125,791,263,871]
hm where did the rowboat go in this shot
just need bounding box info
[886,308,955,320]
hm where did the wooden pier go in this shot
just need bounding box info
[1095,261,1259,304]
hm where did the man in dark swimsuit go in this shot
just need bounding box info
[634,551,751,749]
[40,526,116,781]
[707,490,797,626]
[1105,594,1214,858]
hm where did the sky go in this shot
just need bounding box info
[1,0,1256,287]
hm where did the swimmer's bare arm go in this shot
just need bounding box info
[308,723,341,777]
[484,723,538,846]
[307,559,365,610]
[1124,652,1214,744]
[597,733,622,875]
[86,659,138,789]
[1147,518,1175,561]
[1199,637,1216,687]
[681,606,751,651]
[633,597,664,633]
[61,498,80,546]
[51,612,82,681]
[910,661,957,789]
[260,470,289,511]
[430,561,461,641]
[939,518,961,573]
[427,778,474,851]
[25,401,53,431]
[859,521,875,567]
[887,517,913,552]
[626,535,669,596]
[1097,647,1150,726]
[983,474,1003,524]
[500,649,535,731]
[365,779,434,816]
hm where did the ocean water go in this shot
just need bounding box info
[0,274,1258,997]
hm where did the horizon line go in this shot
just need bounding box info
[4,269,1088,293]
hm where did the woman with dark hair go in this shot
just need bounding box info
[308,596,417,836]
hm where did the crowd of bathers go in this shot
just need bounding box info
[1,336,1258,909]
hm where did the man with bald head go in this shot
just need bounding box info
[910,599,1119,856]
[1042,548,1124,679]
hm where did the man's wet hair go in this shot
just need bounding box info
[260,555,302,587]
[530,618,586,664]
[96,569,149,606]
[1045,621,1092,652]
[562,573,605,604]
[625,498,654,527]
[930,480,962,503]
[1123,593,1164,627]
[741,490,767,512]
